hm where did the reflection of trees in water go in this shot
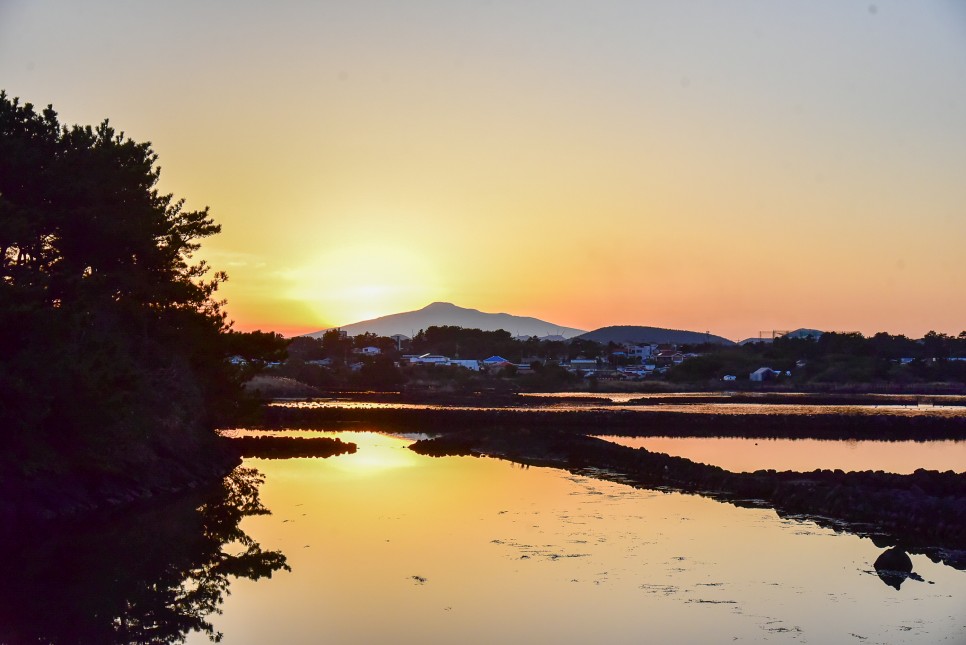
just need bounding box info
[0,467,289,644]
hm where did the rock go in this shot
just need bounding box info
[874,547,913,573]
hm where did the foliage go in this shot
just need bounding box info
[286,335,327,361]
[667,330,966,387]
[0,92,279,472]
[411,325,521,361]
[518,363,580,389]
[354,355,405,388]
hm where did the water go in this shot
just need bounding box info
[198,432,961,644]
[595,436,966,474]
[3,432,963,644]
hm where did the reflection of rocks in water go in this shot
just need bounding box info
[0,467,289,644]
[873,547,923,590]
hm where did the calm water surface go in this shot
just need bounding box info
[183,432,962,644]
[594,436,966,474]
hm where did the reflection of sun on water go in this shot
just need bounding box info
[222,429,422,476]
[328,431,421,476]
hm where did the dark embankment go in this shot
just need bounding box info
[410,428,966,568]
[259,405,966,441]
[0,438,241,532]
[228,435,357,459]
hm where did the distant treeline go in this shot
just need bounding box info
[270,326,966,392]
[667,331,966,387]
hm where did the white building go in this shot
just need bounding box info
[627,345,653,360]
[409,353,450,365]
[749,367,779,382]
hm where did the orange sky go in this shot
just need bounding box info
[2,2,965,340]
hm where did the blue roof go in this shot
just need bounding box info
[483,355,510,363]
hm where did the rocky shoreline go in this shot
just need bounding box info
[260,404,966,441]
[230,435,357,459]
[409,427,966,569]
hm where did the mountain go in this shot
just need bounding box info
[305,302,586,339]
[576,325,736,346]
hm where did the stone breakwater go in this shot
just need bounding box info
[409,428,966,569]
[229,435,357,459]
[260,405,966,441]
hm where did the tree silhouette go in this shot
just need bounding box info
[0,92,277,482]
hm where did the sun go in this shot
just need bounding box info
[285,244,446,326]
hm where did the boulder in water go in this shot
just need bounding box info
[874,547,914,589]
[874,547,913,574]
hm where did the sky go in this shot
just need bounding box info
[2,1,965,340]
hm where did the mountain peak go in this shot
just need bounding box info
[422,301,460,311]
[305,302,585,339]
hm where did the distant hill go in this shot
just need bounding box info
[577,325,736,346]
[305,302,586,339]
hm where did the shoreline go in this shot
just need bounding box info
[258,404,966,441]
[0,440,240,533]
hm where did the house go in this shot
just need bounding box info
[569,358,598,370]
[750,367,779,382]
[627,345,653,360]
[447,359,481,371]
[483,355,512,367]
[654,350,684,366]
[360,346,381,356]
[409,353,450,365]
[619,367,650,379]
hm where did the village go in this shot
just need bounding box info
[266,327,795,386]
[250,323,966,394]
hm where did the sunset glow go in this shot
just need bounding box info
[3,1,964,338]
